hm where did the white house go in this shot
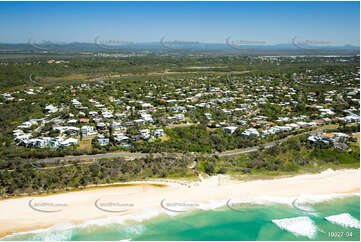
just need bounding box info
[154,129,164,137]
[67,119,78,125]
[89,111,98,116]
[242,128,260,137]
[97,138,109,146]
[60,138,79,147]
[81,126,97,136]
[141,113,154,123]
[113,134,129,143]
[224,126,238,134]
[45,104,58,113]
[139,129,151,140]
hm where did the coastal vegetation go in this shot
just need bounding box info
[0,132,359,198]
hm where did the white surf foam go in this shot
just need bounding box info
[122,224,145,237]
[325,213,360,229]
[297,193,358,204]
[2,223,74,241]
[198,200,227,210]
[79,208,163,228]
[3,193,359,240]
[228,193,359,209]
[130,208,163,222]
[292,194,359,215]
[2,209,162,240]
[78,216,128,227]
[32,229,73,241]
[272,216,317,239]
[229,196,293,206]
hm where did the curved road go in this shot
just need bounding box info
[34,129,323,165]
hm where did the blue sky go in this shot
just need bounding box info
[0,1,359,46]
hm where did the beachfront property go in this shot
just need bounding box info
[81,125,97,136]
[307,132,351,149]
[7,63,360,151]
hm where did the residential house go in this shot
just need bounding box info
[224,126,238,134]
[97,138,109,146]
[242,128,260,137]
[154,129,164,137]
[81,125,97,136]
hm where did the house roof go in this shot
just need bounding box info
[322,133,335,137]
[79,118,89,122]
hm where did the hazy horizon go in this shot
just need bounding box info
[0,1,359,46]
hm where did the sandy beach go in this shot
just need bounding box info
[0,168,359,238]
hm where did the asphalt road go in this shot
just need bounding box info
[34,129,322,165]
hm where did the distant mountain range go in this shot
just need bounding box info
[0,42,359,55]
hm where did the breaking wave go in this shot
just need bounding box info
[325,213,360,229]
[272,216,317,239]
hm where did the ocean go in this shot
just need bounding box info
[2,195,359,241]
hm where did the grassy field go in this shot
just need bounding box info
[352,132,360,143]
[41,73,91,83]
[78,139,92,151]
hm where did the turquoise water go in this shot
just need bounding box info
[3,196,360,241]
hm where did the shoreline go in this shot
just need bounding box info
[0,168,359,239]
